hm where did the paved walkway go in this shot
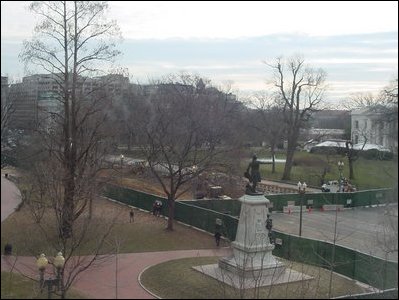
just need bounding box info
[1,173,232,298]
[1,175,22,222]
[260,179,321,193]
[1,247,232,299]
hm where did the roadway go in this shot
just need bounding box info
[271,204,398,262]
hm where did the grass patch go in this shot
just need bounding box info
[111,221,224,253]
[1,272,86,299]
[242,148,397,189]
[140,257,370,299]
[1,197,222,256]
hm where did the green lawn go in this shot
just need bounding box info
[1,272,85,299]
[241,148,398,190]
[1,199,221,257]
[140,256,369,299]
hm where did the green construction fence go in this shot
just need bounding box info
[102,184,238,240]
[272,231,398,290]
[185,188,395,215]
[102,184,397,290]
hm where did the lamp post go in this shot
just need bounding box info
[120,154,124,169]
[297,181,307,237]
[36,253,48,290]
[337,161,344,192]
[192,165,198,198]
[53,252,65,291]
[36,252,65,299]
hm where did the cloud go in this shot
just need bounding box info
[2,22,397,107]
[310,58,398,64]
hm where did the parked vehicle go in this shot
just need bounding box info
[321,180,339,193]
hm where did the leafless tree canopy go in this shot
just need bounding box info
[246,92,286,173]
[265,56,326,180]
[18,1,122,298]
[131,73,241,230]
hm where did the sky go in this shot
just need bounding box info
[1,1,398,106]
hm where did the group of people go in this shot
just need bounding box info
[152,200,163,217]
[342,178,357,192]
[128,200,163,223]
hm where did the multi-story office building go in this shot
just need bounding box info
[9,73,130,131]
[1,76,8,108]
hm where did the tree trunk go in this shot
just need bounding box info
[167,196,175,230]
[271,144,276,173]
[282,145,295,180]
[61,177,75,239]
[345,141,355,180]
[127,132,132,151]
[348,156,355,180]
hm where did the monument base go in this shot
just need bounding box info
[193,191,312,289]
[193,263,313,289]
[218,255,286,279]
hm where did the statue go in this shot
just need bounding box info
[244,154,267,194]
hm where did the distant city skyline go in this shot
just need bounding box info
[1,1,398,106]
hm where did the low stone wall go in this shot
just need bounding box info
[258,182,298,194]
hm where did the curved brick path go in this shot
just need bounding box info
[2,248,232,299]
[1,175,22,222]
[1,172,232,299]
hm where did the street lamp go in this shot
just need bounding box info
[337,161,344,192]
[53,252,65,290]
[191,165,198,198]
[297,181,307,237]
[36,252,65,299]
[36,253,48,289]
[120,154,124,168]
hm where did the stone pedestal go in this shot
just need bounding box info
[219,193,285,278]
[194,193,312,288]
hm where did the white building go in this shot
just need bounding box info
[351,107,397,152]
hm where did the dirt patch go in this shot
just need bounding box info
[98,168,246,200]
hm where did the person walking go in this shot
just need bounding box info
[129,209,134,223]
[214,231,222,247]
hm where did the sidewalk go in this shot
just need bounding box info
[2,247,232,299]
[1,170,233,298]
[260,179,321,193]
[1,175,22,222]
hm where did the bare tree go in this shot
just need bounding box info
[1,78,20,168]
[1,79,15,141]
[18,1,122,298]
[110,83,148,151]
[20,0,121,239]
[247,93,285,173]
[265,55,326,180]
[132,73,239,230]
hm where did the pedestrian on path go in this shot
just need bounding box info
[129,209,134,223]
[214,231,221,247]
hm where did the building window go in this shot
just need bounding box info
[355,120,359,129]
[364,120,367,129]
[354,135,359,144]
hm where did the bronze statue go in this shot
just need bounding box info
[244,154,269,194]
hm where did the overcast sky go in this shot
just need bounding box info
[1,1,398,105]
